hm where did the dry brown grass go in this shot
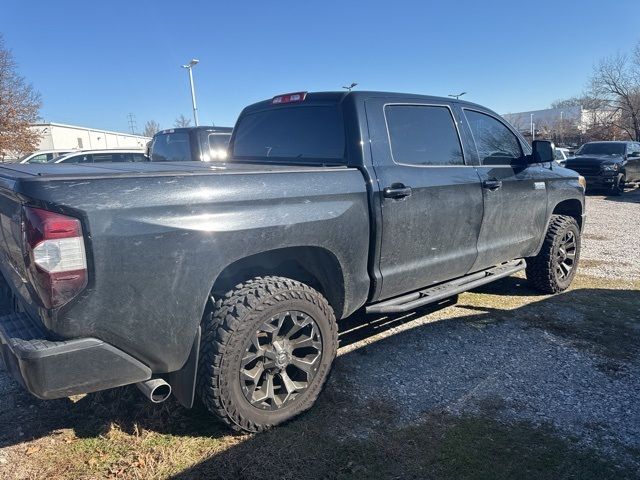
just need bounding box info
[1,273,638,479]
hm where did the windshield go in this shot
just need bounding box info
[232,105,345,163]
[576,143,626,156]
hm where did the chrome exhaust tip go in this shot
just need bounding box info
[136,378,171,403]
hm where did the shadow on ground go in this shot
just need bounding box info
[1,278,639,479]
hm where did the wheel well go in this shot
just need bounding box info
[552,199,583,229]
[211,247,346,318]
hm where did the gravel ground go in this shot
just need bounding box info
[1,188,639,473]
[335,188,640,466]
[580,188,640,280]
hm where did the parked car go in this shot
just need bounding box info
[149,126,233,162]
[564,141,640,195]
[0,91,585,433]
[554,147,570,166]
[52,149,148,164]
[19,150,74,164]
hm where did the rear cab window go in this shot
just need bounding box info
[151,131,192,161]
[232,105,345,164]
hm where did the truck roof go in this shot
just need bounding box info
[156,126,233,135]
[240,91,492,114]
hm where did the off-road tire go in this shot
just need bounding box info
[526,214,581,294]
[197,276,337,432]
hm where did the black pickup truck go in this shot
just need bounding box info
[0,91,585,432]
[149,126,233,162]
[564,141,640,195]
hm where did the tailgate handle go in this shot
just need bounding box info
[383,184,413,199]
[482,179,502,191]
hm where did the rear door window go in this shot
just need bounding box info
[93,153,119,162]
[384,105,464,166]
[28,154,48,163]
[151,132,191,161]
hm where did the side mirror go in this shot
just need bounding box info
[531,140,555,163]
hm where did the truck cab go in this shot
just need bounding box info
[149,126,233,162]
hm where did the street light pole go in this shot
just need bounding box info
[181,59,200,126]
[448,92,467,100]
[530,113,534,140]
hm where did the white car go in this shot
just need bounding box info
[19,150,75,164]
[53,149,148,164]
[554,147,571,166]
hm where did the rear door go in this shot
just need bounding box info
[366,98,484,300]
[462,108,548,271]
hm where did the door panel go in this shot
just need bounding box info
[365,99,484,300]
[473,165,548,270]
[463,109,548,271]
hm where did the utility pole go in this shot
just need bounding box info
[127,113,137,135]
[181,59,200,126]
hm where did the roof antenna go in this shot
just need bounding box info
[342,82,358,92]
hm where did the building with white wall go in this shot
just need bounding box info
[31,123,151,151]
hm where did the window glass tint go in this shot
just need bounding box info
[93,153,117,162]
[232,106,345,162]
[384,105,463,166]
[151,132,191,161]
[208,133,231,160]
[465,110,522,166]
[576,142,625,156]
[554,149,564,160]
[28,154,48,163]
[61,154,90,163]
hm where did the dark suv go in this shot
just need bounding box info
[564,141,640,195]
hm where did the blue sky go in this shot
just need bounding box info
[3,0,639,133]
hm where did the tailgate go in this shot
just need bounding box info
[0,172,38,315]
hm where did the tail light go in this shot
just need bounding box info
[23,207,88,309]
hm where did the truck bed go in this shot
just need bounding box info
[0,160,371,375]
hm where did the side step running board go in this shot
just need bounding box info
[366,259,526,315]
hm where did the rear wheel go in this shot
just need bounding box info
[526,215,581,294]
[197,276,337,432]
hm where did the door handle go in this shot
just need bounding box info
[383,184,413,199]
[482,179,502,191]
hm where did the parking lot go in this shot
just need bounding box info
[0,189,638,479]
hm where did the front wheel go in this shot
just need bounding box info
[197,276,338,432]
[611,174,625,196]
[526,215,581,294]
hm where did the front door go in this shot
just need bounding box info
[366,99,484,300]
[462,109,548,271]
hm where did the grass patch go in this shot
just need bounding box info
[459,274,640,361]
[3,383,636,480]
[1,274,638,479]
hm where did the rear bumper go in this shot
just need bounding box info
[0,311,151,399]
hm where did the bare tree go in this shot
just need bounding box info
[590,45,640,141]
[143,120,161,137]
[174,115,192,128]
[0,34,42,161]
